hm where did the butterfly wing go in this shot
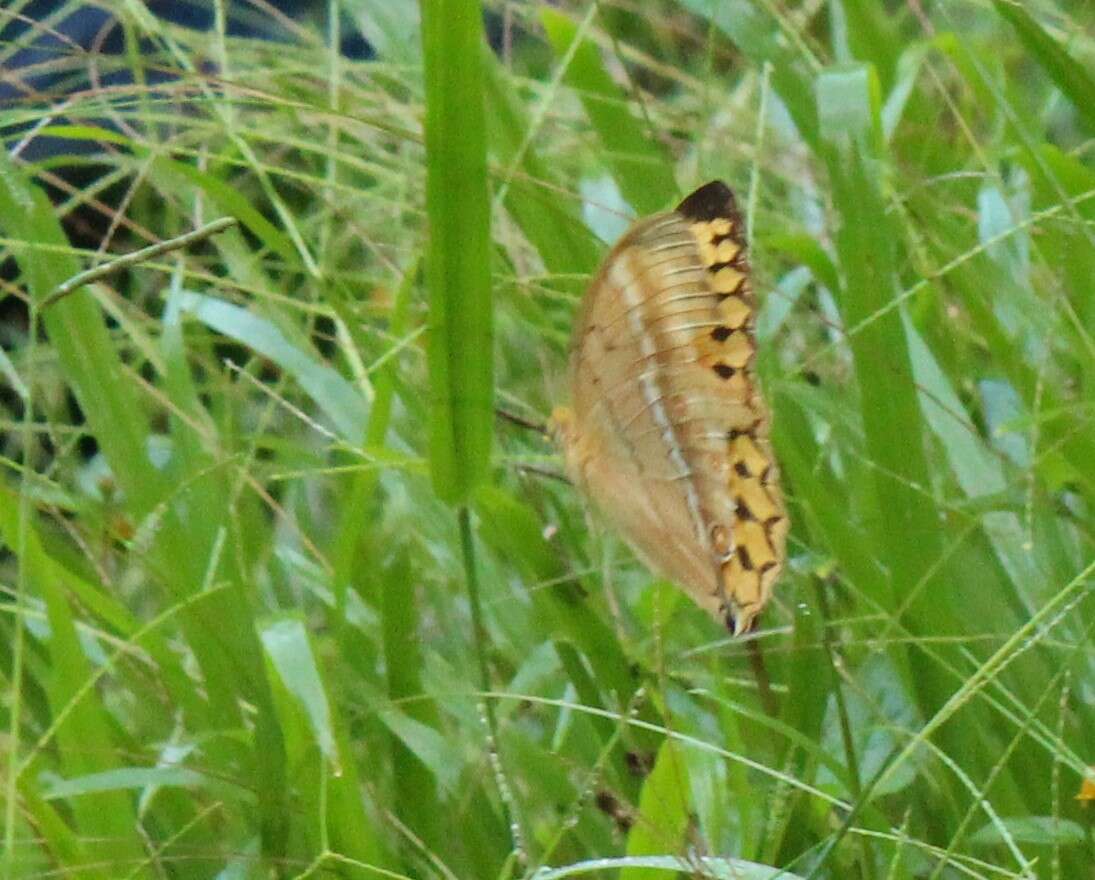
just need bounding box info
[553,181,787,634]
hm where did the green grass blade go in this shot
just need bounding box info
[149,155,301,270]
[678,0,820,147]
[260,615,386,871]
[483,52,601,279]
[991,0,1095,134]
[28,545,147,872]
[421,0,493,504]
[0,145,296,864]
[817,65,947,627]
[380,547,445,854]
[330,257,419,609]
[0,154,167,517]
[541,8,676,214]
[9,784,105,880]
[621,742,690,880]
[173,290,367,441]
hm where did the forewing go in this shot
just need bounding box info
[559,181,787,632]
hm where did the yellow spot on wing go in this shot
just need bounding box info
[713,266,745,293]
[736,480,779,522]
[731,434,770,476]
[719,296,751,329]
[722,332,753,369]
[715,239,740,263]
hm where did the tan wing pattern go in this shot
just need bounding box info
[551,181,787,634]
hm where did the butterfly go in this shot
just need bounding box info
[551,181,788,635]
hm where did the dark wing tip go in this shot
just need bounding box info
[675,180,738,223]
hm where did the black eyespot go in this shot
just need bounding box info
[713,363,735,379]
[711,326,733,342]
[734,461,750,477]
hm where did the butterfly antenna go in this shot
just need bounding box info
[515,463,571,484]
[496,407,549,437]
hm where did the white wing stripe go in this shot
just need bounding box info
[609,250,707,547]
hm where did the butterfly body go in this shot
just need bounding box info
[551,181,787,634]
